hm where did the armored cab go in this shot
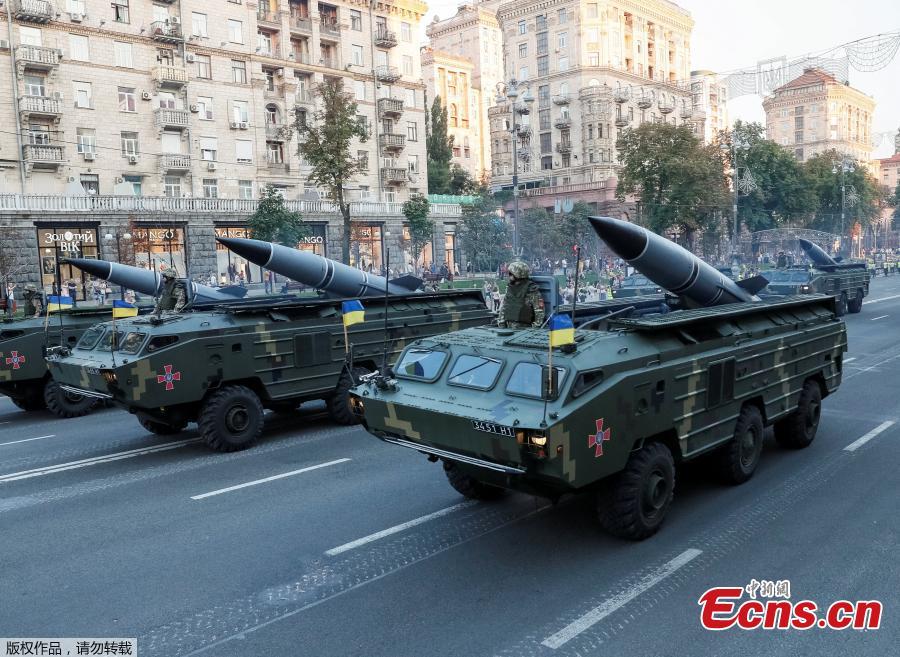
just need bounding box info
[351,217,848,540]
[48,291,492,451]
[611,274,662,298]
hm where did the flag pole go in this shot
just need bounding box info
[343,320,349,355]
[571,244,580,326]
[547,329,553,395]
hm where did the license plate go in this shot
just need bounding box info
[86,367,100,375]
[472,421,515,437]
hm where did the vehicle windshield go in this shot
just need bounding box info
[118,332,147,355]
[765,271,794,283]
[76,326,105,350]
[94,330,126,352]
[622,275,652,287]
[790,271,811,282]
[506,362,568,399]
[447,355,503,390]
[395,348,447,380]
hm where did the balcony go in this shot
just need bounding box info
[15,45,61,69]
[518,150,531,161]
[374,28,397,48]
[555,141,572,154]
[12,0,53,23]
[377,97,403,117]
[152,66,189,88]
[614,115,629,128]
[290,14,312,33]
[160,153,191,172]
[516,125,532,138]
[155,108,190,129]
[381,167,407,184]
[266,123,287,141]
[150,21,184,44]
[257,9,281,26]
[680,106,693,120]
[320,17,340,37]
[379,133,406,151]
[613,87,631,103]
[636,93,653,110]
[375,65,401,83]
[552,94,570,106]
[20,95,62,119]
[554,116,571,129]
[23,144,64,167]
[658,98,675,114]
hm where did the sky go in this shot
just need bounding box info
[422,0,900,158]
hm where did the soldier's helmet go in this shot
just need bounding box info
[507,261,531,280]
[161,269,177,280]
[24,283,37,292]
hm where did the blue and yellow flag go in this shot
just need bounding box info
[548,313,575,347]
[46,295,74,313]
[112,299,138,318]
[342,300,365,327]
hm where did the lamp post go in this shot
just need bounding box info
[722,132,756,265]
[832,157,855,255]
[104,230,132,300]
[495,79,535,258]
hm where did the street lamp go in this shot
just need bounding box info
[104,230,132,299]
[495,79,535,258]
[832,157,856,255]
[721,132,756,265]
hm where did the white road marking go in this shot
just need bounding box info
[0,434,56,447]
[325,501,479,556]
[864,293,900,305]
[844,421,895,452]
[870,315,889,321]
[843,357,856,363]
[541,548,703,649]
[0,438,202,483]
[191,458,350,500]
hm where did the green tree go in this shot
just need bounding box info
[448,165,477,195]
[892,181,900,230]
[518,207,556,263]
[247,186,308,246]
[401,195,433,270]
[427,96,453,194]
[457,194,511,272]
[617,122,728,247]
[292,77,367,264]
[803,150,883,235]
[555,201,601,264]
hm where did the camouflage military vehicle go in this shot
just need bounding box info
[0,309,121,417]
[761,267,868,315]
[611,274,662,298]
[48,291,492,451]
[351,217,847,540]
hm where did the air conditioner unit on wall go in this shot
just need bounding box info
[207,161,217,171]
[239,122,249,129]
[128,155,139,164]
[83,152,95,161]
[170,16,181,25]
[185,53,196,63]
[189,104,199,112]
[141,91,152,100]
[70,12,83,22]
[230,121,239,129]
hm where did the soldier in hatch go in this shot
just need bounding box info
[498,261,545,329]
[154,269,188,315]
[22,283,44,318]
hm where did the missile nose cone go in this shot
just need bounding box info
[62,257,112,279]
[216,237,274,268]
[588,216,647,260]
[798,238,813,251]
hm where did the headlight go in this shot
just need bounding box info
[102,370,117,384]
[350,396,365,416]
[800,285,811,292]
[529,434,547,447]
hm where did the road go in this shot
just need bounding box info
[2,278,899,657]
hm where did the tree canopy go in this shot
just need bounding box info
[457,193,511,272]
[401,195,433,269]
[247,186,308,246]
[427,96,454,194]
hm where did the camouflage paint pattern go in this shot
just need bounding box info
[763,267,870,306]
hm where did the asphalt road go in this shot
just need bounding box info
[2,278,899,657]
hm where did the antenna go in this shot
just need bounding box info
[380,243,391,377]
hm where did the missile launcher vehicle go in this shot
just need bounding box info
[611,273,662,298]
[351,217,847,540]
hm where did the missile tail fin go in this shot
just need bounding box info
[735,275,770,296]
[216,285,249,298]
[389,275,423,291]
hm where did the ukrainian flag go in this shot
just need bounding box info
[112,299,138,318]
[548,313,575,347]
[342,300,365,327]
[46,295,74,313]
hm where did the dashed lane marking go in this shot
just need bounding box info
[844,421,895,452]
[870,315,889,321]
[540,548,703,650]
[844,357,856,363]
[325,500,480,556]
[0,434,55,447]
[190,458,351,500]
[864,293,900,305]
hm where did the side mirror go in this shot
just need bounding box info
[541,365,559,399]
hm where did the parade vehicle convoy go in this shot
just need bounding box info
[611,273,662,298]
[351,217,848,540]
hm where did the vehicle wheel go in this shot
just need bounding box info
[10,390,46,412]
[137,415,186,436]
[835,292,848,317]
[598,442,675,540]
[198,384,264,452]
[326,366,370,425]
[718,405,764,485]
[443,461,505,500]
[43,379,97,418]
[774,380,822,450]
[847,289,863,314]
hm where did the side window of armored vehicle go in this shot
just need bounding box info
[395,348,448,381]
[506,362,568,399]
[572,368,604,397]
[147,335,179,353]
[0,330,24,340]
[791,272,811,282]
[447,355,503,390]
[76,326,105,350]
[119,332,147,355]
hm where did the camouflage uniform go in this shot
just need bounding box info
[155,270,188,314]
[22,284,43,317]
[499,261,545,329]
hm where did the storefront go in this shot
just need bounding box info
[444,225,458,272]
[401,225,433,274]
[350,223,384,273]
[298,224,327,257]
[214,225,263,284]
[36,226,100,300]
[132,225,188,276]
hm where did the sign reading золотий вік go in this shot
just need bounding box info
[40,229,96,254]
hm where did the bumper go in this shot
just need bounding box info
[58,384,113,400]
[377,433,527,475]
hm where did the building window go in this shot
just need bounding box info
[587,3,598,18]
[232,60,248,84]
[518,43,527,58]
[408,154,419,173]
[352,44,364,66]
[200,137,218,161]
[73,81,92,108]
[267,142,284,164]
[519,66,528,81]
[236,140,253,163]
[537,56,548,76]
[158,91,177,110]
[163,177,182,198]
[402,55,413,76]
[558,8,567,23]
[123,175,142,196]
[558,32,567,49]
[349,224,384,271]
[540,132,551,153]
[238,180,254,199]
[24,74,45,97]
[76,128,96,154]
[405,88,416,109]
[114,41,133,68]
[353,79,366,101]
[228,19,243,43]
[232,100,249,122]
[536,32,547,55]
[196,96,213,120]
[357,150,368,170]
[117,87,136,112]
[112,0,129,23]
[401,22,411,42]
[67,0,86,14]
[69,34,90,61]
[539,109,550,130]
[257,31,273,56]
[264,68,275,91]
[202,179,219,198]
[191,12,208,37]
[407,121,417,141]
[120,131,139,156]
[558,56,568,72]
[541,156,553,170]
[518,20,526,35]
[195,54,211,79]
[349,10,361,30]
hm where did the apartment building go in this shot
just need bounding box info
[421,46,484,176]
[689,69,727,145]
[489,0,694,216]
[762,67,875,163]
[0,0,429,204]
[425,1,503,181]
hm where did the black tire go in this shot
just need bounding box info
[718,405,764,485]
[598,442,675,540]
[43,379,96,418]
[198,385,264,452]
[847,289,863,314]
[774,380,822,449]
[443,461,506,500]
[138,415,186,436]
[835,291,848,317]
[326,366,370,425]
[10,391,46,411]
